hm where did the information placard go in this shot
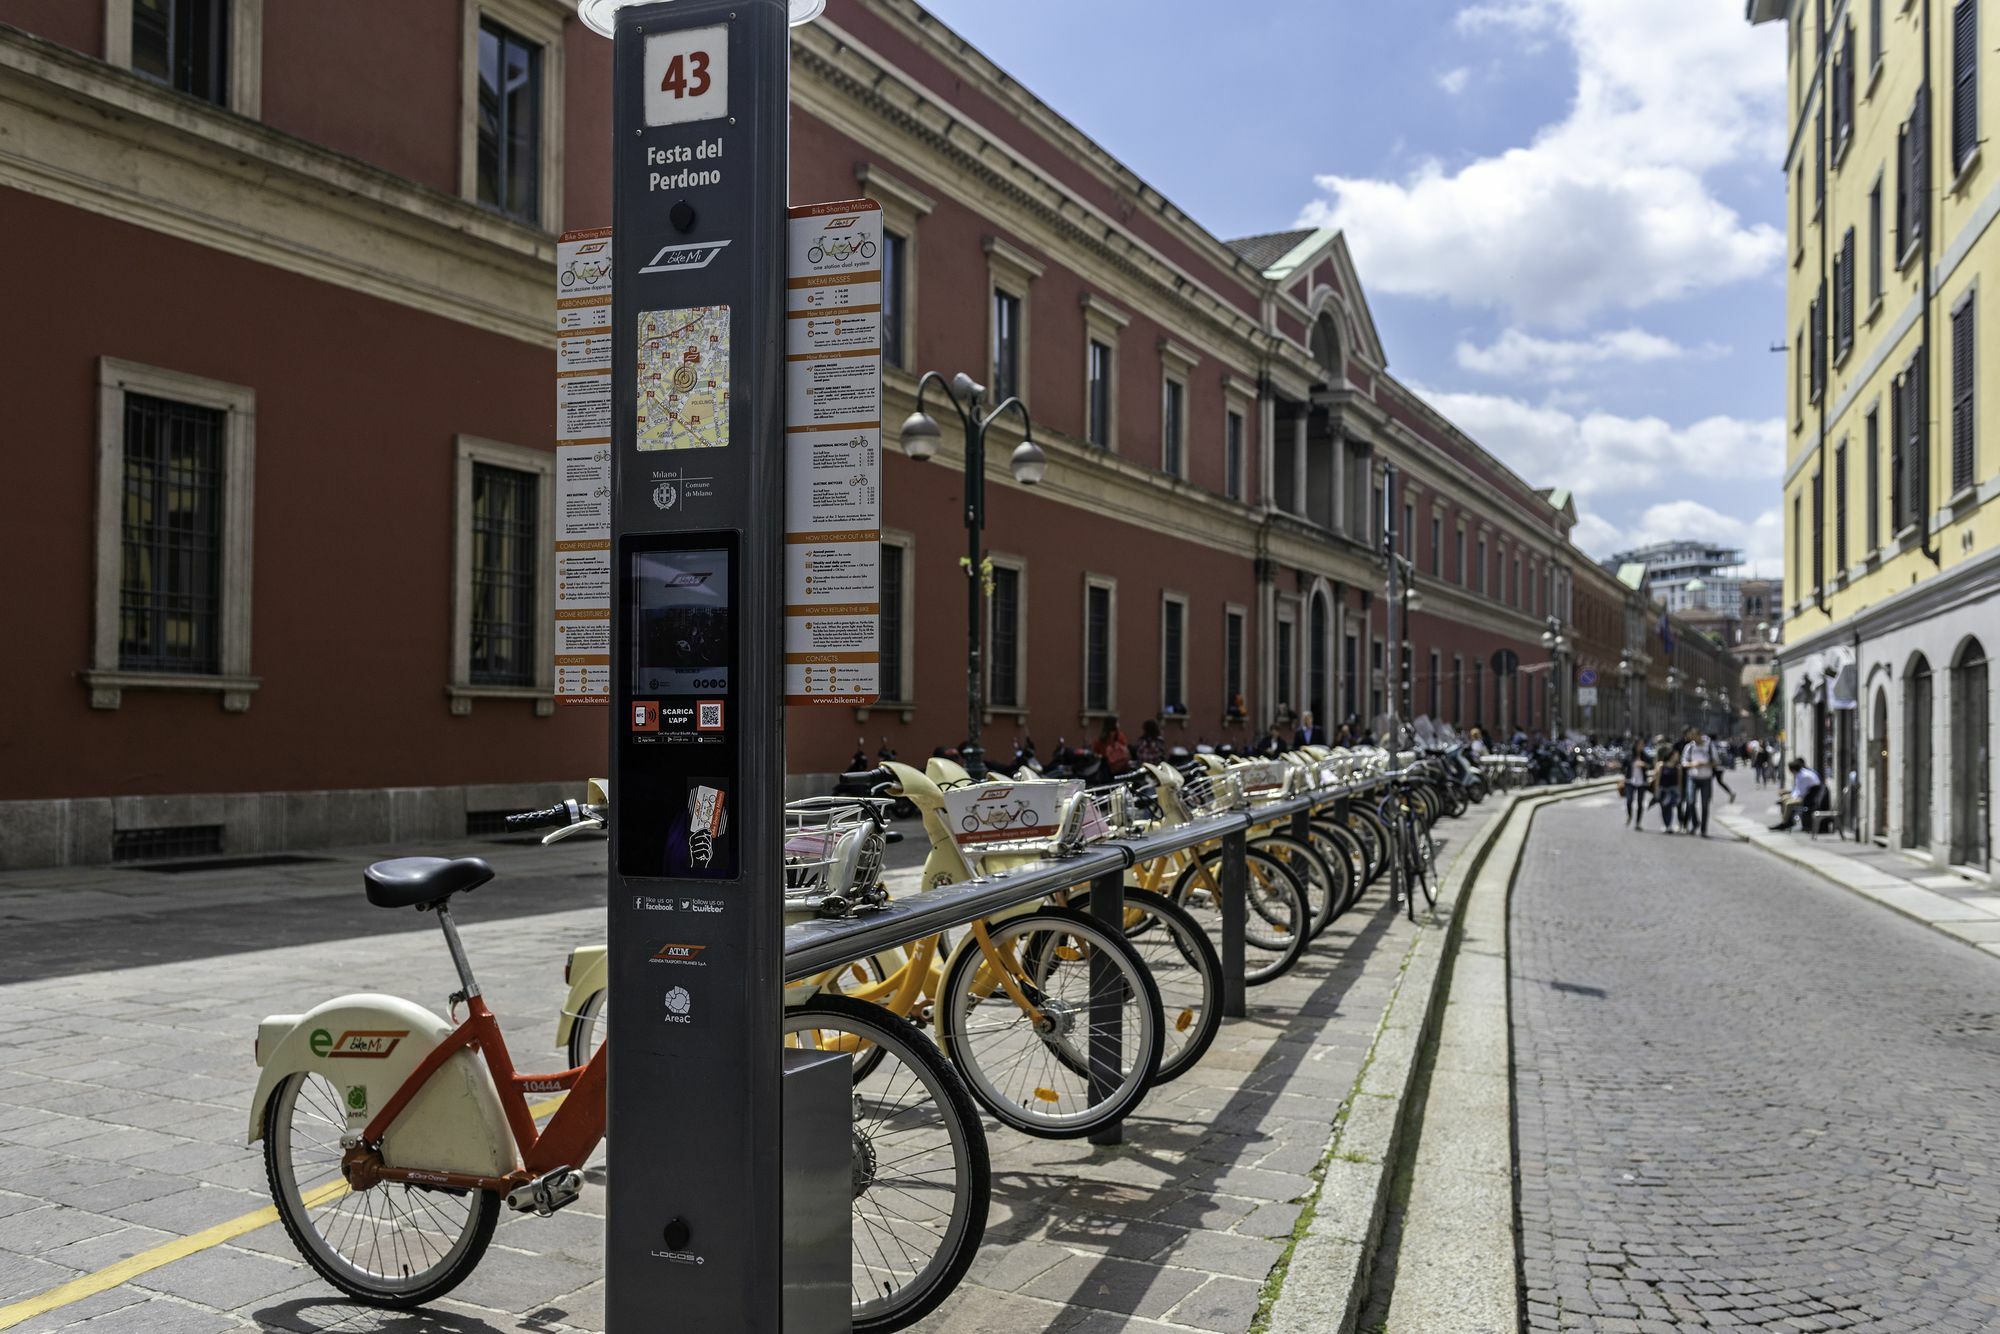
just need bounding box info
[784,199,881,705]
[555,227,615,706]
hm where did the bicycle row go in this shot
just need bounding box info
[243,741,1494,1330]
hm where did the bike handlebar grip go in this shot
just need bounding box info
[505,801,574,829]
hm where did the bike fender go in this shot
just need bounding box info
[247,994,517,1180]
[557,947,608,1048]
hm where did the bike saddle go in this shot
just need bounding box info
[364,856,495,911]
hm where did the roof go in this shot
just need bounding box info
[1224,229,1318,273]
[1617,563,1649,592]
[1745,0,1787,24]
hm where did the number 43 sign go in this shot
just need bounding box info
[643,24,730,127]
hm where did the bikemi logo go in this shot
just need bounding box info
[638,239,731,275]
[309,1028,410,1060]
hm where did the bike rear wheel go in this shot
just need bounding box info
[785,996,989,1333]
[566,989,607,1070]
[937,907,1162,1138]
[263,1072,499,1308]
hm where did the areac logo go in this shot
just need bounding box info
[639,239,732,275]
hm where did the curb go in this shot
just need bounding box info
[1259,779,1615,1334]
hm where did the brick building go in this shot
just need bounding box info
[2,0,1602,868]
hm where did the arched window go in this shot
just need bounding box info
[1309,312,1341,385]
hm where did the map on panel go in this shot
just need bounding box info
[636,305,731,451]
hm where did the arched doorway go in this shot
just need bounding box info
[1904,655,1933,852]
[1871,687,1890,842]
[1950,638,1989,870]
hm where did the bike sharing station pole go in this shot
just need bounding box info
[580,0,862,1328]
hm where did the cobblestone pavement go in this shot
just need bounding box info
[1512,798,2000,1333]
[0,808,1486,1332]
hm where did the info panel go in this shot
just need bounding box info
[604,3,789,1330]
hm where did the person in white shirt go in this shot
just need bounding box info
[1623,741,1652,829]
[1771,757,1825,831]
[1680,728,1718,836]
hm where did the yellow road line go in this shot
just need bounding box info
[0,1094,570,1330]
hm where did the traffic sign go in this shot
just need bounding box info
[1578,667,1597,687]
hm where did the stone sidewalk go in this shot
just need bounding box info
[1716,789,2000,960]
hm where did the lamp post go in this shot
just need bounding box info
[1617,655,1633,739]
[1696,682,1710,735]
[1666,666,1683,734]
[900,370,1046,780]
[1540,613,1568,738]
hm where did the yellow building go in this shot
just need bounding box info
[1752,0,1994,874]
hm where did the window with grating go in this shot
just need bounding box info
[1084,584,1112,713]
[113,824,224,863]
[879,542,905,701]
[470,464,538,686]
[120,393,224,674]
[989,565,1021,708]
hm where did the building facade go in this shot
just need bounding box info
[1752,0,1995,875]
[3,0,1605,868]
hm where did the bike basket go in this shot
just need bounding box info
[1232,760,1294,805]
[1052,783,1140,851]
[1185,769,1246,818]
[939,778,1077,857]
[780,800,885,907]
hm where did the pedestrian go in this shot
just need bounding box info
[1469,726,1488,757]
[1770,756,1827,831]
[1252,720,1287,758]
[1093,714,1133,776]
[1294,710,1326,748]
[1654,746,1683,832]
[1623,740,1652,829]
[1711,739,1737,805]
[1133,717,1167,767]
[1680,726,1718,837]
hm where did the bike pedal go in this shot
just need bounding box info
[506,1168,585,1217]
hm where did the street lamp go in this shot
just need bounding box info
[1540,614,1568,737]
[1666,666,1683,733]
[1617,655,1633,739]
[899,369,1043,779]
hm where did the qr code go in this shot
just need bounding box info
[697,701,723,730]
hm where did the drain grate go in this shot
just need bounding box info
[112,824,224,863]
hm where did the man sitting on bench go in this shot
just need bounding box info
[1770,757,1826,831]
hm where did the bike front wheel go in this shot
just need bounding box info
[938,907,1162,1138]
[1052,886,1223,1085]
[263,1072,499,1308]
[1170,846,1311,984]
[785,996,990,1333]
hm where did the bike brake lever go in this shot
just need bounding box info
[542,818,607,845]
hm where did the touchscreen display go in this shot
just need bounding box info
[632,548,731,695]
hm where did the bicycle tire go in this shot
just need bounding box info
[1053,886,1223,1085]
[937,907,1162,1139]
[1346,809,1388,884]
[263,1072,499,1308]
[1169,846,1310,984]
[1310,819,1370,917]
[785,996,990,1332]
[566,988,606,1070]
[1253,834,1338,939]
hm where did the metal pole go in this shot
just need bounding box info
[1383,464,1397,737]
[1086,865,1126,1147]
[1219,828,1247,1018]
[964,404,986,779]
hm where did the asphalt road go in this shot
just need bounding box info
[1511,799,2000,1332]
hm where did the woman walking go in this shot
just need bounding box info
[1624,740,1652,829]
[1654,745,1683,833]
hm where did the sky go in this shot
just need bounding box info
[913,0,1791,575]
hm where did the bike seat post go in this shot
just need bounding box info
[434,902,483,999]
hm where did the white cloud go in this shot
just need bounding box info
[1300,0,1786,327]
[1454,326,1706,381]
[1437,66,1472,95]
[1408,382,1784,502]
[1574,499,1784,572]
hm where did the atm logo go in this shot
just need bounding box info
[822,216,858,231]
[638,239,732,274]
[325,1030,409,1060]
[665,571,713,587]
[650,943,708,966]
[574,241,607,255]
